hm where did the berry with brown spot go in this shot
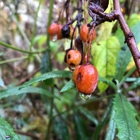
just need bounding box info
[73,64,98,94]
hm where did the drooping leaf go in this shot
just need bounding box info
[105,109,116,140]
[60,80,75,92]
[92,36,120,93]
[113,93,140,140]
[0,86,60,100]
[78,107,98,126]
[0,116,20,140]
[93,100,113,140]
[53,117,70,140]
[20,70,72,89]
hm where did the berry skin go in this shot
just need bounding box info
[73,64,98,94]
[48,23,59,36]
[61,24,70,38]
[65,49,82,71]
[80,24,96,43]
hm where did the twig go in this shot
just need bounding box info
[113,0,140,75]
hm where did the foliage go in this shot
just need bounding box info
[0,0,140,140]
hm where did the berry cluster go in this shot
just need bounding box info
[48,0,99,96]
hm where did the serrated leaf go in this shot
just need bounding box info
[105,109,116,140]
[113,93,140,140]
[0,86,60,100]
[60,80,75,92]
[20,71,72,89]
[79,107,98,126]
[92,36,120,93]
[93,100,113,140]
[0,116,20,140]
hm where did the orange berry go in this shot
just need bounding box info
[73,64,98,94]
[48,23,59,36]
[57,24,63,39]
[80,24,96,43]
[72,65,81,84]
[66,49,82,71]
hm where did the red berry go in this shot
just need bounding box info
[48,23,59,36]
[66,49,82,71]
[80,24,96,43]
[73,64,98,94]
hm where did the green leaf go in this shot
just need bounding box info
[115,45,131,82]
[41,50,53,86]
[113,93,140,140]
[93,100,113,140]
[20,70,72,89]
[0,116,20,140]
[0,86,60,100]
[105,109,116,140]
[92,36,120,93]
[60,80,75,92]
[99,76,117,90]
[53,117,70,140]
[74,110,88,140]
[78,107,98,126]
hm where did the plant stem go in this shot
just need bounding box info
[45,0,55,139]
[0,41,47,54]
[0,56,27,65]
[113,0,140,75]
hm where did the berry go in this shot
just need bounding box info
[65,49,82,71]
[74,36,83,55]
[61,24,70,38]
[48,23,59,36]
[80,24,96,43]
[73,64,98,94]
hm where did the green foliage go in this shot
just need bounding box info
[0,116,20,140]
[60,80,75,92]
[0,86,60,100]
[105,109,116,140]
[20,70,72,88]
[113,93,140,140]
[92,36,120,93]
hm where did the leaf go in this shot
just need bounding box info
[93,100,113,140]
[115,45,131,82]
[78,107,98,126]
[60,80,75,92]
[113,93,140,140]
[105,109,116,140]
[92,36,120,93]
[53,117,70,140]
[41,50,53,86]
[74,110,88,140]
[99,76,116,90]
[0,116,20,140]
[20,70,72,89]
[0,86,60,100]
[0,77,5,88]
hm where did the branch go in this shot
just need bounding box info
[113,0,140,75]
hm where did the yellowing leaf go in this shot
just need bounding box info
[92,36,120,93]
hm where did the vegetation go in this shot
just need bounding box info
[0,0,140,140]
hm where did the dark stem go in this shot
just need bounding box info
[113,0,140,75]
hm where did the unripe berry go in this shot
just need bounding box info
[73,64,98,94]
